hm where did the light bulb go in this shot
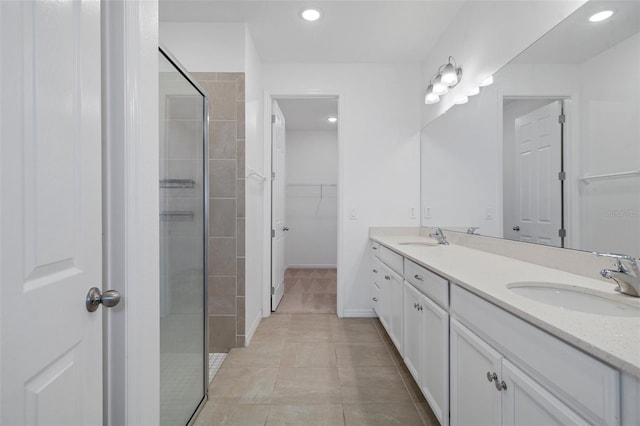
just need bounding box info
[327,116,337,123]
[432,74,448,95]
[454,96,468,105]
[441,63,459,86]
[425,84,440,104]
[468,87,480,96]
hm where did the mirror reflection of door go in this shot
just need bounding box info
[503,99,564,247]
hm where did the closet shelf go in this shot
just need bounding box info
[581,169,640,183]
[161,211,195,221]
[160,179,196,189]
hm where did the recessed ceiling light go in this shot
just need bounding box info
[301,9,321,22]
[589,10,613,22]
[327,116,337,123]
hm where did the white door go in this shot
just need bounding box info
[501,360,587,426]
[271,101,287,310]
[421,294,449,426]
[1,1,104,425]
[450,319,503,426]
[514,101,562,246]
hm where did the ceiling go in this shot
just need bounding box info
[512,0,640,64]
[159,1,466,63]
[277,98,339,131]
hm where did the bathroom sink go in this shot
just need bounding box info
[397,241,440,247]
[507,282,640,317]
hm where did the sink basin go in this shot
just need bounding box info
[397,241,440,247]
[508,282,640,317]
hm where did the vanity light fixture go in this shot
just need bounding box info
[468,87,480,96]
[327,116,337,123]
[479,76,494,87]
[301,8,321,21]
[424,56,463,104]
[589,10,613,22]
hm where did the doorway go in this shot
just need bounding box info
[271,97,339,314]
[502,98,567,247]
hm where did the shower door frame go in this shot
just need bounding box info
[158,45,210,426]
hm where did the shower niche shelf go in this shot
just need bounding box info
[160,179,196,189]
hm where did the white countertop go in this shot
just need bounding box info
[370,232,640,378]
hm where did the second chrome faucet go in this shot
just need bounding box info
[594,252,640,297]
[429,227,449,245]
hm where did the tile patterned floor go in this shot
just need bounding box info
[209,352,228,384]
[194,313,440,426]
[276,268,337,314]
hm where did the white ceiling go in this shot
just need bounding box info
[277,98,339,131]
[159,1,466,63]
[513,0,640,64]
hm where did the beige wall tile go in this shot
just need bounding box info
[237,296,245,335]
[207,81,237,120]
[209,159,236,198]
[237,258,245,296]
[237,218,245,256]
[209,276,236,315]
[209,237,237,276]
[210,120,237,159]
[236,178,245,217]
[209,315,236,353]
[236,139,245,178]
[236,101,245,139]
[209,198,236,237]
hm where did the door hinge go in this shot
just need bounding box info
[558,114,566,124]
[558,228,567,238]
[558,171,566,181]
[271,229,275,238]
[271,114,276,124]
[271,287,275,295]
[271,172,276,181]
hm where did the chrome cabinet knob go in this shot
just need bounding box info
[495,380,507,391]
[372,269,378,273]
[283,226,290,231]
[487,372,497,382]
[372,297,378,302]
[86,287,121,312]
[384,275,391,280]
[414,274,424,281]
[512,226,520,231]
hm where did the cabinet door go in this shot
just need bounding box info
[501,360,588,426]
[371,258,382,316]
[384,265,404,354]
[373,258,390,331]
[371,281,382,317]
[421,294,449,426]
[450,318,502,426]
[403,281,422,383]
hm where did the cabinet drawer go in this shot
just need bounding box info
[379,245,403,275]
[404,259,448,309]
[451,284,620,426]
[371,241,381,258]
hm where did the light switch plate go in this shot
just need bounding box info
[348,208,358,220]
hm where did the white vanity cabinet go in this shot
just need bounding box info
[381,263,404,352]
[450,284,620,426]
[370,241,403,354]
[403,258,450,426]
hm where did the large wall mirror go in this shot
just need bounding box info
[421,0,640,257]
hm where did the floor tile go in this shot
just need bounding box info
[221,342,284,368]
[343,403,424,426]
[339,367,411,404]
[193,402,270,426]
[272,368,341,404]
[335,343,393,367]
[266,404,345,426]
[280,342,337,368]
[209,367,277,404]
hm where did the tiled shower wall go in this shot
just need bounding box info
[192,72,246,352]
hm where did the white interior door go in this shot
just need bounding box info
[514,101,562,246]
[1,1,104,424]
[271,101,287,311]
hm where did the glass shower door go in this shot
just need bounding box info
[159,48,208,426]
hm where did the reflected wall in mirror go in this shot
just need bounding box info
[421,0,640,256]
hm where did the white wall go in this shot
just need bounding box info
[160,23,246,71]
[264,63,422,317]
[421,31,640,256]
[285,130,338,268]
[420,0,585,126]
[244,28,264,342]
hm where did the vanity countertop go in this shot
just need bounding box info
[370,230,640,378]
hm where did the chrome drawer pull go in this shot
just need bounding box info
[372,297,378,302]
[414,274,424,281]
[384,275,391,280]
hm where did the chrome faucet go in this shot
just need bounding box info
[594,252,640,297]
[429,227,449,245]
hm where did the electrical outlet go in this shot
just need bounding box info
[424,207,432,219]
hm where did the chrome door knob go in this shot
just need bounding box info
[86,287,121,312]
[283,226,290,231]
[512,226,520,231]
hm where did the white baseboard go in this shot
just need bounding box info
[343,308,378,318]
[286,264,337,269]
[245,311,262,346]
